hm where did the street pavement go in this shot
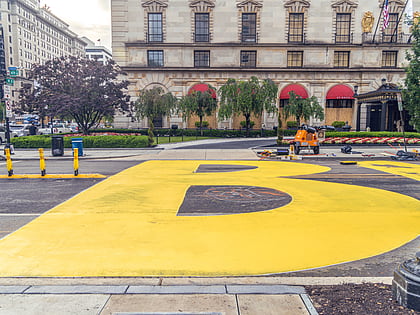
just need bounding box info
[0,138,418,315]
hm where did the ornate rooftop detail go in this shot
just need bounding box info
[189,0,215,12]
[141,0,168,12]
[283,0,311,13]
[236,0,263,12]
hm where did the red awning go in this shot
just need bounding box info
[188,83,217,99]
[326,85,355,100]
[279,84,308,99]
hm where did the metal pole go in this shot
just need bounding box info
[397,93,408,152]
[373,0,386,43]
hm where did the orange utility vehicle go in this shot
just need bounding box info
[293,124,333,155]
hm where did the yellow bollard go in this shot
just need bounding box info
[38,148,46,176]
[289,144,295,156]
[73,148,79,176]
[5,148,13,177]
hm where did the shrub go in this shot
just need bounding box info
[194,121,209,128]
[332,121,346,128]
[287,121,298,128]
[11,135,149,148]
[240,121,255,128]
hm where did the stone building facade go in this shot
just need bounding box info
[111,0,419,131]
[0,0,86,110]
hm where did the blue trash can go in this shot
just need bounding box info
[71,138,83,156]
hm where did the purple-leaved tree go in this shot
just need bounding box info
[19,56,131,134]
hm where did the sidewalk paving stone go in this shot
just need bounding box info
[0,285,30,294]
[25,285,128,294]
[226,284,306,295]
[126,285,226,294]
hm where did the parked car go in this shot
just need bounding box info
[38,124,73,135]
[9,124,32,137]
[0,126,19,143]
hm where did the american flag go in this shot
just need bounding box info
[383,0,390,30]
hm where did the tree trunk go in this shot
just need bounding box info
[245,114,251,137]
[277,114,283,145]
[296,116,301,127]
[148,120,155,147]
[199,115,203,137]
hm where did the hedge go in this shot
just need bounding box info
[325,131,420,138]
[9,130,420,148]
[11,135,149,148]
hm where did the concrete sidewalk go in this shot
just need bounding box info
[1,137,410,161]
[0,277,393,315]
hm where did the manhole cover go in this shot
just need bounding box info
[178,185,292,216]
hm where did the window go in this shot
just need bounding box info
[326,100,353,108]
[194,50,210,67]
[334,51,350,68]
[336,13,351,43]
[287,51,303,68]
[195,13,209,42]
[288,13,304,43]
[383,13,399,42]
[147,50,164,67]
[382,51,397,68]
[240,51,256,68]
[242,13,256,42]
[148,13,163,42]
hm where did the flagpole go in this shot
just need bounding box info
[373,0,386,43]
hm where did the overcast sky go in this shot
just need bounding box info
[41,0,112,51]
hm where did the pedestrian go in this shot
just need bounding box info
[29,123,37,135]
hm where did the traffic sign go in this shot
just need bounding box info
[5,100,12,117]
[9,69,18,77]
[3,85,11,99]
[5,78,14,85]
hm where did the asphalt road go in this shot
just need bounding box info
[0,157,419,277]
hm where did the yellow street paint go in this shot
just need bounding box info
[359,161,420,181]
[0,160,418,277]
[0,174,106,179]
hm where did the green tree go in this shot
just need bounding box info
[19,56,130,134]
[134,86,177,146]
[282,91,324,126]
[402,22,420,130]
[178,85,217,136]
[218,76,278,136]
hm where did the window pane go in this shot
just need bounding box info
[326,100,354,108]
[287,51,303,68]
[242,13,256,42]
[148,13,163,42]
[288,13,304,42]
[148,50,164,67]
[336,13,351,43]
[382,51,397,67]
[383,14,398,42]
[334,51,350,68]
[240,51,256,68]
[194,50,210,67]
[195,13,209,42]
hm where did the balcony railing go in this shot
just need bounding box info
[362,33,412,44]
